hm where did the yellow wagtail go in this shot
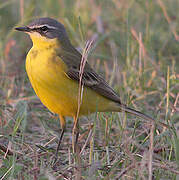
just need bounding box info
[15,17,167,157]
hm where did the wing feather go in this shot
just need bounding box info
[58,47,121,103]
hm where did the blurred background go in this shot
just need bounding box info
[0,0,178,179]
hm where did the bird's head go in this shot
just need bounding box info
[15,17,70,48]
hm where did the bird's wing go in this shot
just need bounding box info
[58,49,121,103]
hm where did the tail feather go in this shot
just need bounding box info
[119,104,168,128]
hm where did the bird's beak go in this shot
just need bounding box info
[15,26,31,32]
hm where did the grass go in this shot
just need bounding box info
[0,0,179,179]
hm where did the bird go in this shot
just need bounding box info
[15,17,167,159]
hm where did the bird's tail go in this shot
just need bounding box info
[119,103,168,128]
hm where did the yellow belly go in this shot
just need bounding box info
[26,47,115,117]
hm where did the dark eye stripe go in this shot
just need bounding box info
[40,26,48,31]
[29,25,57,38]
[30,28,45,37]
[31,26,48,32]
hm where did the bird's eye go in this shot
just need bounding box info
[40,26,48,31]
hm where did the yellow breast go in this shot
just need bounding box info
[26,34,116,117]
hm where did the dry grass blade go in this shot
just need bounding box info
[148,122,155,180]
[157,0,179,41]
[116,163,135,179]
[171,93,179,115]
[153,162,179,175]
[73,39,94,180]
[0,165,13,180]
[131,27,159,70]
[0,143,13,156]
[80,125,93,155]
[76,39,94,120]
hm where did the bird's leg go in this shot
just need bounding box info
[54,115,66,163]
[72,116,79,153]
